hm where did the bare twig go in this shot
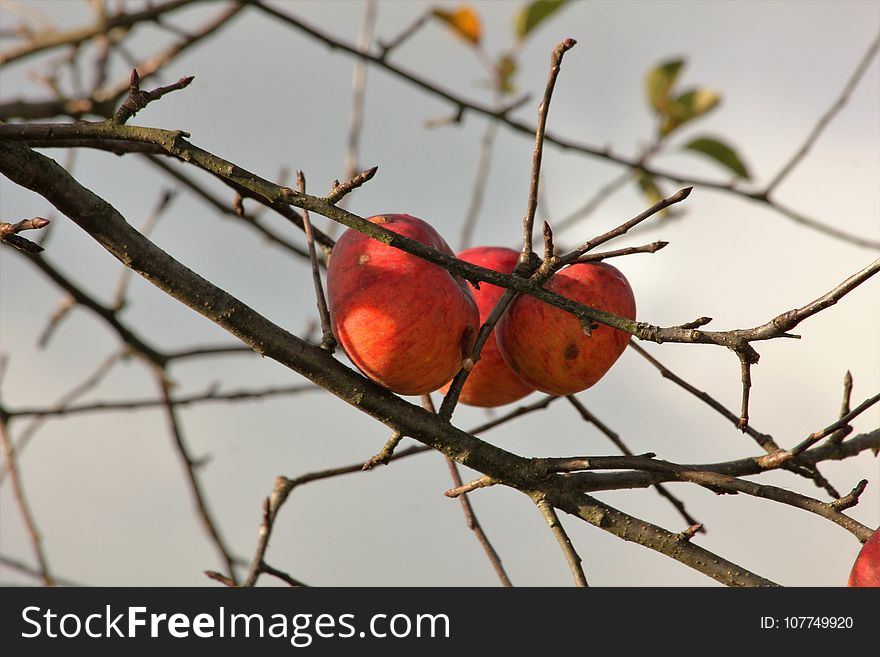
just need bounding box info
[758,392,880,467]
[446,456,512,587]
[765,31,880,194]
[324,165,379,204]
[297,172,335,351]
[157,374,239,584]
[0,554,80,587]
[520,38,576,268]
[0,417,53,585]
[576,241,668,262]
[362,431,404,470]
[534,496,588,586]
[0,216,50,253]
[5,383,319,420]
[0,0,200,66]
[338,0,376,217]
[113,68,194,124]
[459,121,498,250]
[566,395,704,531]
[423,394,512,586]
[829,370,854,445]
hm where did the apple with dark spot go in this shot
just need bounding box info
[495,261,636,396]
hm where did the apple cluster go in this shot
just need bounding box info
[327,214,636,406]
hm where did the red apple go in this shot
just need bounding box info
[495,261,636,396]
[439,247,535,407]
[327,213,479,396]
[848,527,880,587]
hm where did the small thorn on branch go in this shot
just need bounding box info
[675,523,704,542]
[676,316,713,330]
[204,570,236,587]
[325,165,379,204]
[829,370,854,445]
[113,69,195,124]
[0,217,51,253]
[445,475,496,498]
[542,221,555,261]
[362,430,403,470]
[830,479,868,511]
[576,240,670,263]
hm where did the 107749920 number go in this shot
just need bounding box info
[783,617,853,629]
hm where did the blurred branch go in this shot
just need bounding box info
[5,383,319,420]
[0,553,79,587]
[0,0,201,66]
[156,374,240,584]
[765,31,880,194]
[0,415,53,585]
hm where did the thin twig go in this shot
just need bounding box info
[157,373,239,584]
[5,383,319,420]
[423,394,512,586]
[297,172,335,351]
[362,431,403,470]
[829,370,854,445]
[566,395,704,531]
[534,496,588,586]
[520,38,576,268]
[0,417,53,585]
[446,456,513,586]
[765,32,880,194]
[0,216,50,253]
[0,553,80,586]
[758,392,880,467]
[337,0,376,218]
[459,122,498,250]
[576,241,668,262]
[0,350,123,483]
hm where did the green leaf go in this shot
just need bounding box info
[497,53,518,95]
[660,87,720,136]
[645,59,684,115]
[684,137,750,179]
[635,169,664,206]
[514,0,568,41]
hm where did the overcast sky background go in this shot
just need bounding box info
[1,0,879,587]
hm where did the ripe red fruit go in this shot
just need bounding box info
[327,214,479,396]
[848,527,880,587]
[439,247,535,407]
[495,262,636,396]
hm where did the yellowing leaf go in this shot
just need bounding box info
[660,87,721,136]
[645,59,684,114]
[433,6,482,47]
